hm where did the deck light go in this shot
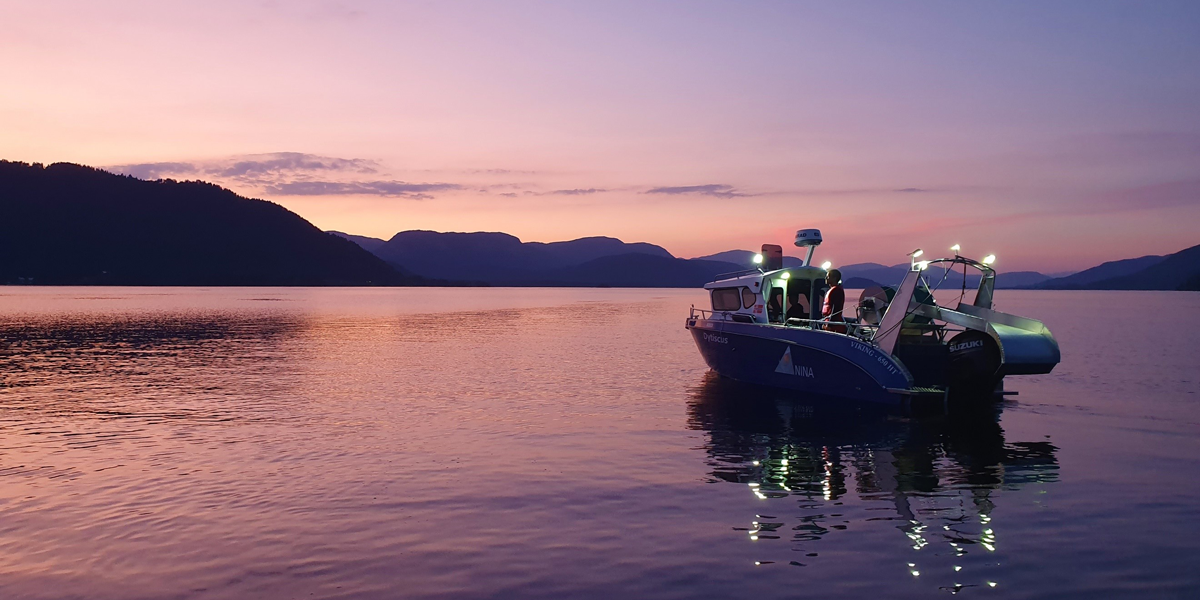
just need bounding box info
[982,254,996,265]
[950,244,960,254]
[820,260,832,270]
[753,253,764,265]
[912,249,924,258]
[917,260,931,270]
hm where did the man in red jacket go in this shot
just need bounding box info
[822,268,847,334]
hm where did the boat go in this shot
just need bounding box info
[685,229,1060,405]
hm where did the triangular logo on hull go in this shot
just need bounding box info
[775,346,815,378]
[775,347,795,374]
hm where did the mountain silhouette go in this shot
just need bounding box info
[334,230,689,284]
[538,254,743,287]
[0,161,413,285]
[1037,254,1166,289]
[327,231,390,256]
[334,232,1077,290]
[1073,243,1200,290]
[694,250,806,268]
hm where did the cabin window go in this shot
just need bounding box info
[767,287,785,322]
[741,287,757,309]
[711,287,741,311]
[786,279,813,320]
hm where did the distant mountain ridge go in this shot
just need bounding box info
[335,229,1198,291]
[1066,244,1200,290]
[1037,255,1166,289]
[530,254,746,287]
[332,230,734,287]
[695,250,806,268]
[0,161,415,285]
[331,232,1079,290]
[1030,244,1199,291]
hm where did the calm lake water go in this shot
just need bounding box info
[0,287,1197,599]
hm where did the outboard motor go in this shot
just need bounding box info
[947,330,1002,397]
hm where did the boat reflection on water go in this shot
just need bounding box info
[686,372,1058,592]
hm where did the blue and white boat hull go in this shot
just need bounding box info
[687,319,914,405]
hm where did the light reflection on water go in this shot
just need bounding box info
[687,373,1058,591]
[0,287,1197,599]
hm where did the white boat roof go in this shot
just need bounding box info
[703,265,828,290]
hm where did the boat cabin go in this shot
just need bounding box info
[704,240,829,325]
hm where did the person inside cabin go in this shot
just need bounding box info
[822,268,847,333]
[767,287,785,322]
[786,281,811,321]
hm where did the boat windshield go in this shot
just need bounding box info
[786,278,812,320]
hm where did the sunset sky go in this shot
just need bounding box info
[3,1,1198,271]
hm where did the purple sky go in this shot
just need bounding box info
[3,1,1199,271]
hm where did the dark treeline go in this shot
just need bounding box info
[0,161,420,286]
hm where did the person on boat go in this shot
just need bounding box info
[822,269,847,333]
[767,287,785,322]
[786,284,811,321]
